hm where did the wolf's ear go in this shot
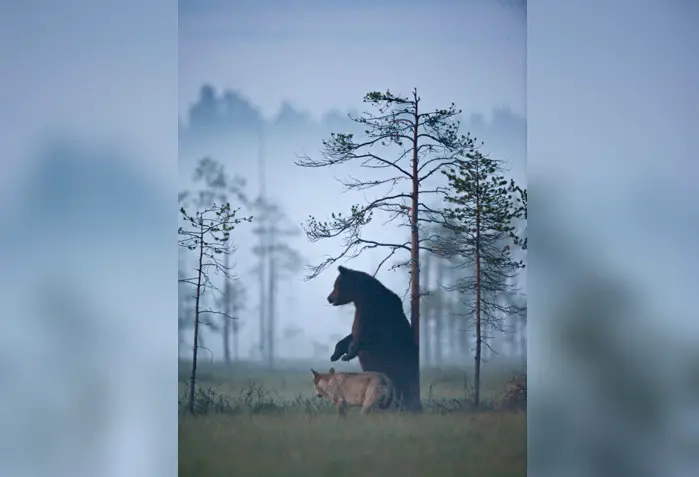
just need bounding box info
[329,367,335,374]
[311,369,319,379]
[338,266,348,274]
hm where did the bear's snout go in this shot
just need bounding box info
[327,294,334,304]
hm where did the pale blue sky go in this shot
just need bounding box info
[179,1,526,121]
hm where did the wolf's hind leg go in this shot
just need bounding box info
[361,388,380,415]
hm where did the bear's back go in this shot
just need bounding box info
[353,283,415,355]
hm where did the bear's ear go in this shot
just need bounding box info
[338,265,349,274]
[329,367,335,374]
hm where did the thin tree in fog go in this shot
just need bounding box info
[440,149,527,406]
[219,258,247,364]
[178,202,252,412]
[180,157,251,367]
[416,221,473,367]
[504,291,527,365]
[433,252,449,366]
[297,89,479,398]
[255,132,268,365]
[252,131,303,368]
[178,246,197,360]
[421,250,434,368]
[178,266,193,359]
[251,198,303,368]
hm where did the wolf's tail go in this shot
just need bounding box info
[378,381,394,410]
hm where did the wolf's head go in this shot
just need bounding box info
[311,367,336,398]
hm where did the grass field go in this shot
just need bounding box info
[178,360,526,477]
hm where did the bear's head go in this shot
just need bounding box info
[326,265,359,306]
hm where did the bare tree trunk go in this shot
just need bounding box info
[483,318,491,362]
[222,250,231,366]
[434,258,444,367]
[267,226,276,369]
[447,266,457,364]
[408,100,421,410]
[519,315,527,367]
[258,239,267,363]
[223,318,230,364]
[474,199,482,407]
[460,307,469,359]
[422,252,432,369]
[189,226,204,414]
[506,314,516,358]
[258,129,267,364]
[233,320,239,361]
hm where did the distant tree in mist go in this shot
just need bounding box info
[272,102,314,136]
[180,157,252,367]
[218,273,247,364]
[251,197,303,369]
[178,258,194,359]
[408,221,476,367]
[297,88,480,404]
[182,85,265,144]
[179,86,361,151]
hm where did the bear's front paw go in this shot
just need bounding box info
[330,352,343,362]
[341,353,353,362]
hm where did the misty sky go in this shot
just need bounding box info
[178,0,527,360]
[180,1,526,121]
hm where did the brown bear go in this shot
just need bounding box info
[326,265,421,411]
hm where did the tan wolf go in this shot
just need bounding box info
[311,367,397,416]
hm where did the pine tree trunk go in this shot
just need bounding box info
[460,313,469,358]
[423,252,432,369]
[258,129,267,365]
[519,316,527,367]
[506,317,516,358]
[447,266,457,363]
[223,318,230,365]
[474,199,482,407]
[189,226,204,414]
[408,102,421,411]
[233,321,239,361]
[434,258,443,367]
[258,231,266,363]
[267,226,276,369]
[223,251,231,366]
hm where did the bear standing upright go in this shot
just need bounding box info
[326,265,421,411]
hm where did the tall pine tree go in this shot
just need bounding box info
[442,150,526,406]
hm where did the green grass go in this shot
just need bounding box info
[178,360,526,477]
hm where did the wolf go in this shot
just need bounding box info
[311,367,397,416]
